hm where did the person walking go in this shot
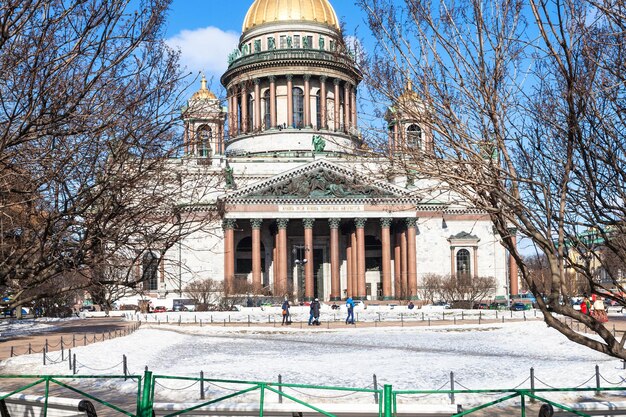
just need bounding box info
[345,297,355,324]
[281,299,291,325]
[592,297,608,323]
[308,298,321,325]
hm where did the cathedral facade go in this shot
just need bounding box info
[131,0,518,306]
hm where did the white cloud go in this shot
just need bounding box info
[167,26,240,79]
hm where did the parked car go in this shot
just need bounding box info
[432,301,450,309]
[510,302,528,311]
[153,306,167,313]
[172,305,188,312]
[489,302,507,310]
[473,302,489,310]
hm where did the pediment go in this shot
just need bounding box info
[225,159,412,203]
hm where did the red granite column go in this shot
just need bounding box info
[346,234,353,298]
[251,219,263,292]
[223,219,236,293]
[509,228,519,296]
[350,229,358,297]
[355,218,367,299]
[406,218,418,299]
[304,74,311,127]
[380,218,392,300]
[277,219,289,296]
[254,79,261,131]
[287,74,293,127]
[303,218,315,300]
[320,76,327,129]
[269,76,277,128]
[333,78,341,131]
[400,227,408,299]
[393,227,401,299]
[329,219,341,300]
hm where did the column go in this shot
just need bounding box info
[351,86,357,129]
[228,91,234,137]
[251,219,263,292]
[406,218,418,299]
[346,234,353,298]
[333,78,341,131]
[343,82,350,133]
[400,227,408,299]
[320,76,327,129]
[286,74,293,128]
[277,219,289,296]
[393,227,401,299]
[273,228,279,291]
[222,219,236,294]
[329,218,341,301]
[509,229,519,296]
[450,247,455,278]
[380,218,392,300]
[355,218,367,299]
[240,83,248,134]
[254,79,261,131]
[473,247,478,279]
[303,218,315,300]
[304,74,311,127]
[350,228,357,297]
[269,75,277,128]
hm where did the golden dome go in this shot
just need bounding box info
[243,0,340,32]
[190,75,217,100]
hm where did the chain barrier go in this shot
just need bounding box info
[206,381,257,392]
[396,380,450,399]
[154,379,200,391]
[44,353,65,364]
[285,384,374,399]
[600,374,626,386]
[75,359,124,372]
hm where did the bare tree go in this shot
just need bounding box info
[438,274,497,308]
[184,278,222,310]
[418,273,442,303]
[0,0,221,310]
[358,0,626,358]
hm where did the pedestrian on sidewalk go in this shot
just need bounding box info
[345,297,355,324]
[281,299,291,325]
[309,298,321,325]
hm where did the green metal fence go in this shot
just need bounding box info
[1,372,625,417]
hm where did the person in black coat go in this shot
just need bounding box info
[308,298,321,325]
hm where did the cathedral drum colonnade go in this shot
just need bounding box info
[165,0,516,305]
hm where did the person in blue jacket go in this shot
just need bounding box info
[345,297,355,324]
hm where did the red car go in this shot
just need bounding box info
[153,306,167,313]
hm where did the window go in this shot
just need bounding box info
[293,87,304,128]
[293,35,300,48]
[315,91,321,128]
[263,89,271,129]
[305,36,313,49]
[280,35,287,49]
[196,125,212,157]
[142,252,159,291]
[407,124,422,149]
[456,249,471,278]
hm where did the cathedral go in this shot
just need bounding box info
[131,0,518,306]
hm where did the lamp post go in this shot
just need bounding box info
[292,245,308,302]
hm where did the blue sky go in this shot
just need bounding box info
[164,0,368,93]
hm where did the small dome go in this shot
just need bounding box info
[190,75,217,101]
[242,0,340,32]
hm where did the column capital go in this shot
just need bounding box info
[286,74,293,81]
[303,74,311,81]
[328,218,341,229]
[320,75,328,83]
[268,75,276,83]
[222,219,237,230]
[355,218,367,228]
[251,219,263,229]
[380,218,393,228]
[405,218,418,228]
[253,78,261,85]
[333,77,342,85]
[303,218,315,229]
[239,82,247,91]
[277,218,289,229]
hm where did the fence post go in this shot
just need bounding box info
[84,334,87,346]
[623,359,626,370]
[450,372,455,404]
[10,346,13,357]
[28,343,32,354]
[383,384,393,417]
[139,370,154,417]
[73,334,76,348]
[72,354,76,375]
[69,349,72,370]
[123,355,128,380]
[200,371,205,400]
[373,374,379,404]
[278,374,283,404]
[45,339,48,353]
[595,364,601,396]
[61,343,64,361]
[43,350,46,366]
[530,367,535,403]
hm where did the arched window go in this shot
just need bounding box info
[247,94,254,131]
[293,87,304,128]
[263,90,271,129]
[315,91,321,128]
[196,125,212,157]
[456,249,471,278]
[142,252,159,291]
[407,124,422,149]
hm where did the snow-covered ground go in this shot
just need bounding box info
[1,314,624,409]
[0,317,75,341]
